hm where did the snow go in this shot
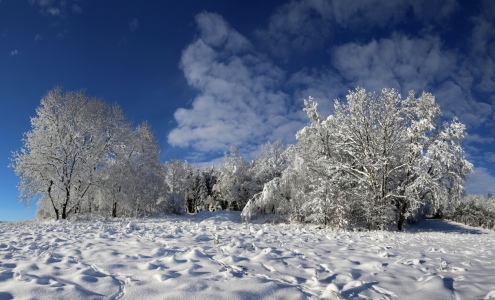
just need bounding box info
[1,212,495,299]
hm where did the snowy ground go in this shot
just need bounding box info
[1,212,495,300]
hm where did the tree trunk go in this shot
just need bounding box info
[112,201,117,218]
[47,180,59,220]
[61,187,71,219]
[62,203,67,219]
[397,200,408,231]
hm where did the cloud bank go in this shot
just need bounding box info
[168,12,304,157]
[255,0,458,61]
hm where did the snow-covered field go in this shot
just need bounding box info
[1,212,494,300]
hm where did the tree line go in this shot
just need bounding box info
[10,87,287,220]
[11,87,477,231]
[446,194,495,229]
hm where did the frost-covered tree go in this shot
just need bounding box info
[163,159,189,214]
[162,160,217,214]
[11,88,128,220]
[420,118,473,218]
[251,140,288,191]
[184,167,201,213]
[242,88,472,230]
[183,167,214,213]
[100,122,165,218]
[128,123,166,217]
[196,166,217,211]
[213,147,254,210]
[449,195,495,229]
[11,88,170,220]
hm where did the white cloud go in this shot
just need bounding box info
[255,0,333,59]
[470,2,495,56]
[467,3,495,94]
[168,12,304,158]
[47,7,60,16]
[464,133,495,144]
[329,34,495,129]
[29,0,84,17]
[256,0,459,59]
[29,0,54,7]
[10,49,18,56]
[72,4,83,13]
[194,12,251,53]
[484,153,495,163]
[56,30,68,39]
[34,34,43,42]
[287,69,345,117]
[466,167,495,196]
[332,35,455,93]
[331,0,458,28]
[129,18,139,32]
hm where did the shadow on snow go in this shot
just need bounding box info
[406,219,486,235]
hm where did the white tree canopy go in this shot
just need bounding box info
[242,88,473,230]
[11,88,166,220]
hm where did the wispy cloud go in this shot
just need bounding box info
[168,12,304,159]
[465,133,495,145]
[329,34,495,128]
[72,3,83,13]
[10,49,18,56]
[484,153,495,163]
[29,0,84,18]
[46,7,60,16]
[332,35,453,92]
[466,167,495,196]
[287,69,344,117]
[255,0,459,61]
[34,34,43,42]
[467,3,495,95]
[29,0,54,6]
[56,30,68,39]
[129,18,139,32]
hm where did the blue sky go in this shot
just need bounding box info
[2,0,495,221]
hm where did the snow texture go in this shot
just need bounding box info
[0,211,494,299]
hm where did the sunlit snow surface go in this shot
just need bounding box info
[1,212,494,299]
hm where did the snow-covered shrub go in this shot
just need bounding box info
[241,178,289,221]
[448,195,495,229]
[159,193,186,215]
